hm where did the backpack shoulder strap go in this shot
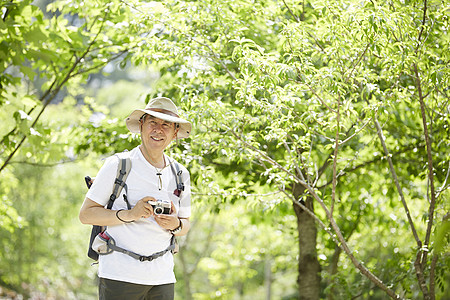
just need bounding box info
[87,153,131,261]
[106,155,132,209]
[170,160,184,197]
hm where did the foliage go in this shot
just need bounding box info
[135,0,449,298]
[1,0,449,299]
[175,197,299,300]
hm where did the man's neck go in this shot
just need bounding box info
[139,145,165,169]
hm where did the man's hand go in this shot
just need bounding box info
[154,201,179,230]
[127,196,157,220]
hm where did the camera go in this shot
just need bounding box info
[148,199,171,215]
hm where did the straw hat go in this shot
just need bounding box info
[125,97,191,138]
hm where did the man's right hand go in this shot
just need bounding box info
[127,196,157,220]
[80,197,155,226]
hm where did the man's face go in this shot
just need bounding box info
[140,115,178,152]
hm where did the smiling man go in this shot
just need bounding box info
[79,97,192,300]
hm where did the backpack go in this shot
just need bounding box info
[85,154,184,261]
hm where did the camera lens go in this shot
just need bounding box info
[154,207,163,215]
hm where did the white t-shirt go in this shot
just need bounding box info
[86,146,191,285]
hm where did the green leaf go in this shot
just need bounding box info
[19,65,36,80]
[434,219,450,254]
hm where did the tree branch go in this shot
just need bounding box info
[227,126,401,299]
[0,11,109,174]
[373,116,422,246]
[331,98,341,215]
[345,42,371,83]
[317,119,368,183]
[2,0,14,22]
[7,157,83,167]
[294,66,337,113]
[338,117,372,146]
[282,140,306,183]
[373,115,428,299]
[281,0,300,22]
[318,141,426,189]
[414,63,436,275]
[436,161,450,199]
[417,0,428,44]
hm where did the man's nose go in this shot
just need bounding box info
[152,123,163,132]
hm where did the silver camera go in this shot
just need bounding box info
[148,199,171,215]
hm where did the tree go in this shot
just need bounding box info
[120,0,449,298]
[0,1,152,295]
[1,0,449,299]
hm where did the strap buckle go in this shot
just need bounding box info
[114,178,125,186]
[139,256,154,262]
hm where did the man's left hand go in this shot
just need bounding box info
[154,201,179,230]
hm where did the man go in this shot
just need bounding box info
[79,97,192,300]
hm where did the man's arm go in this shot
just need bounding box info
[175,218,190,236]
[154,202,191,236]
[79,197,157,226]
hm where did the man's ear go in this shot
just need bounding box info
[139,115,145,133]
[172,124,179,140]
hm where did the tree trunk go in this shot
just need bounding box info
[327,245,342,300]
[265,259,272,300]
[293,184,321,300]
[178,250,193,300]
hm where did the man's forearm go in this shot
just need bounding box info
[79,198,135,226]
[173,218,190,236]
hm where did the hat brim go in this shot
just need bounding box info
[125,109,191,139]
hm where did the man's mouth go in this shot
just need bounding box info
[151,136,164,141]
